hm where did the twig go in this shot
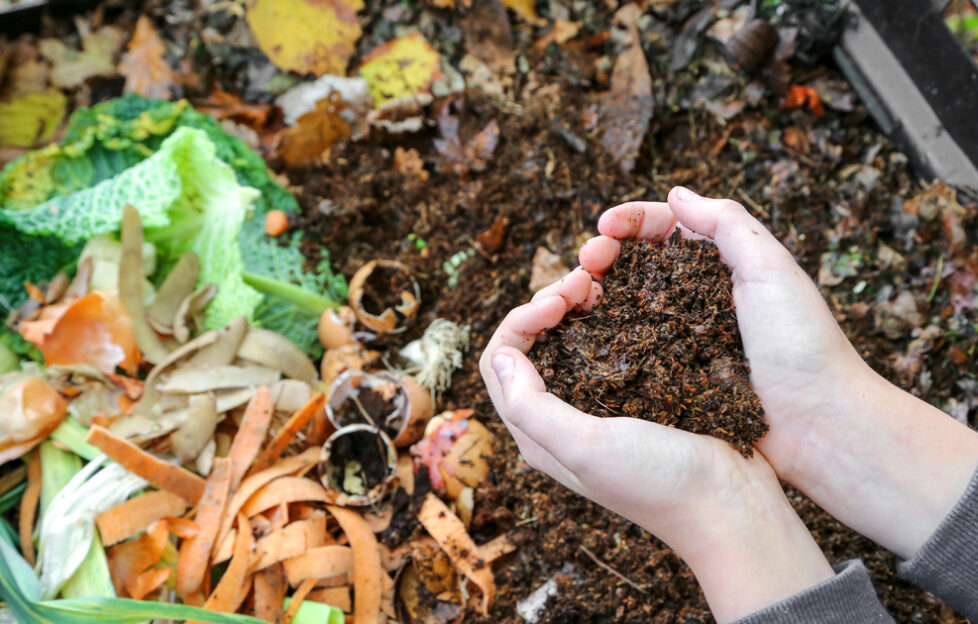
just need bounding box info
[516,516,539,527]
[579,545,647,594]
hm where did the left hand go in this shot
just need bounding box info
[479,267,834,623]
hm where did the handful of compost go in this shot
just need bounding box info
[529,235,767,455]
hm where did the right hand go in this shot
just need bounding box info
[580,187,978,559]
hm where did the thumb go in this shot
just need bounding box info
[667,186,795,277]
[490,347,547,417]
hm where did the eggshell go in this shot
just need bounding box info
[318,306,359,350]
[347,260,420,334]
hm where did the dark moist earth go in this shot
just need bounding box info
[292,87,969,623]
[282,14,972,624]
[530,236,767,456]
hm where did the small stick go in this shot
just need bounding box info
[579,545,647,594]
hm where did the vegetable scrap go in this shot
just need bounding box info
[0,96,500,624]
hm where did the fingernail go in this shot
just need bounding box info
[493,353,514,383]
[675,186,701,201]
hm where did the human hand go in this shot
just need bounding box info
[581,187,978,559]
[479,267,833,622]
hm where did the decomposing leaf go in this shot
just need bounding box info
[3,38,49,96]
[277,93,352,168]
[0,90,67,147]
[599,4,653,172]
[117,16,175,100]
[502,0,547,25]
[393,147,429,181]
[463,0,516,74]
[358,32,443,106]
[529,247,569,292]
[434,109,500,176]
[38,24,125,89]
[246,0,364,77]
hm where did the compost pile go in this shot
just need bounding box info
[1,0,977,623]
[530,237,767,456]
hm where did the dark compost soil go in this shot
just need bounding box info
[529,236,767,456]
[273,6,975,624]
[290,86,971,622]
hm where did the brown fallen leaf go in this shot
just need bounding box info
[475,216,508,254]
[117,16,174,100]
[434,106,500,177]
[529,247,569,293]
[463,0,516,74]
[277,93,352,168]
[3,37,49,97]
[393,147,429,181]
[599,4,653,172]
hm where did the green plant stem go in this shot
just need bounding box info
[242,272,334,313]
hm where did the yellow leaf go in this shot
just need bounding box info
[117,16,175,100]
[502,0,546,25]
[246,0,364,77]
[0,90,67,147]
[358,32,442,106]
[39,25,125,89]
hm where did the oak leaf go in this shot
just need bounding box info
[39,23,124,89]
[117,16,175,100]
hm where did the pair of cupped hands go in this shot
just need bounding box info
[479,187,978,622]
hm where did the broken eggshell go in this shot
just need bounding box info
[411,410,493,499]
[320,345,369,388]
[325,370,433,447]
[318,423,397,506]
[318,306,360,350]
[347,260,420,335]
[397,537,465,624]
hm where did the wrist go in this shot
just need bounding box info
[775,366,978,559]
[657,454,834,623]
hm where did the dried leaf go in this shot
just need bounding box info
[277,93,352,168]
[359,32,443,106]
[599,4,653,172]
[0,90,66,147]
[247,0,364,77]
[38,25,125,89]
[393,147,429,181]
[529,247,569,292]
[117,16,175,100]
[434,110,500,177]
[502,0,546,25]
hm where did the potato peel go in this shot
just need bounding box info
[417,492,495,615]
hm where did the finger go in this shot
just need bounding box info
[531,267,594,309]
[597,201,677,241]
[582,280,604,311]
[491,347,602,479]
[666,187,796,276]
[579,236,620,278]
[487,295,567,354]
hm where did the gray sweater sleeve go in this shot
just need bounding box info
[731,560,894,624]
[897,464,978,619]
